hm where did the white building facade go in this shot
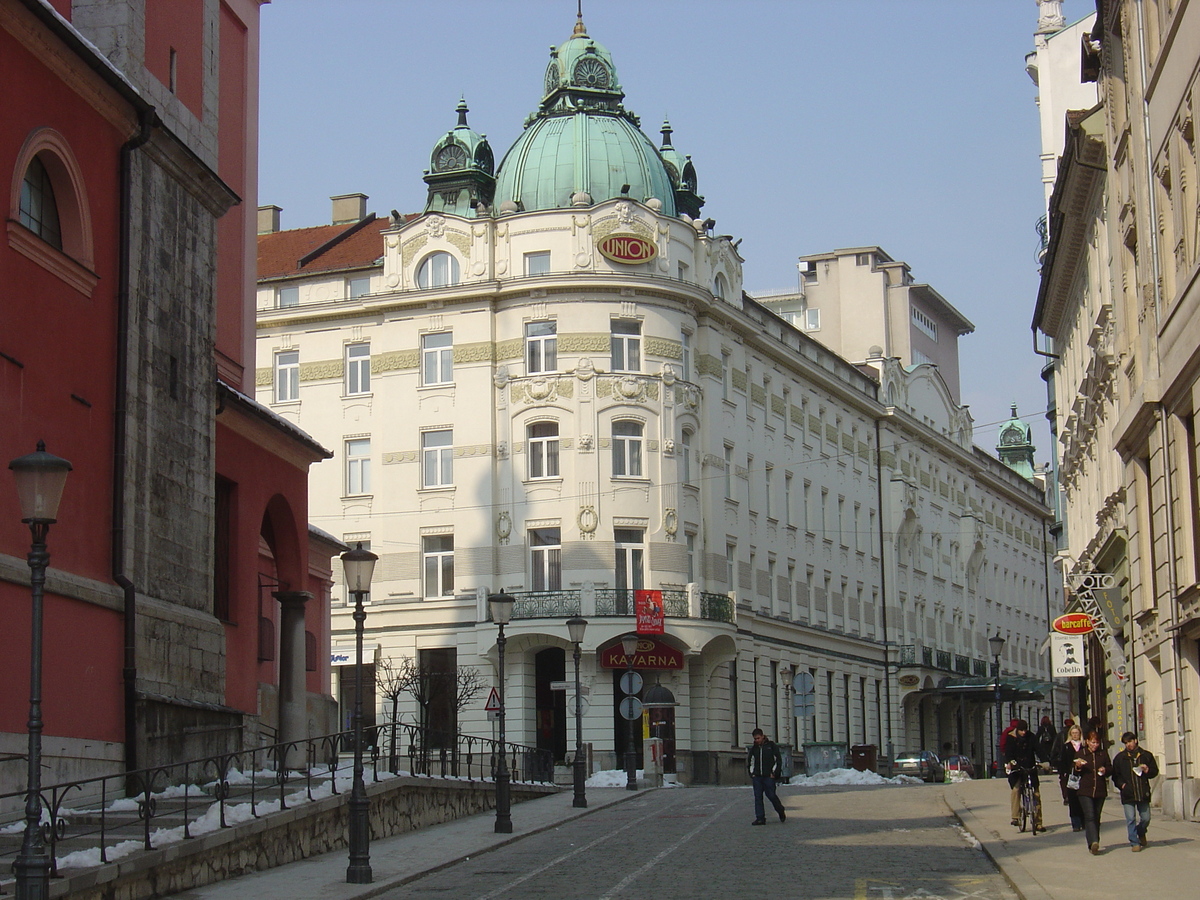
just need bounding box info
[256,15,1054,781]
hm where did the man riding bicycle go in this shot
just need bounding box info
[1004,719,1043,832]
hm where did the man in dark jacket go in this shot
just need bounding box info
[1004,719,1043,831]
[1111,732,1159,850]
[746,728,786,825]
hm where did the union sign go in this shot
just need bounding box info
[596,233,657,264]
[1052,612,1095,635]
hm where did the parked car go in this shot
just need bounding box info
[893,750,945,783]
[943,754,976,779]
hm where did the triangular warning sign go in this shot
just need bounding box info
[484,687,502,712]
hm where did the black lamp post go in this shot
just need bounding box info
[341,542,377,884]
[989,633,1006,779]
[489,593,514,834]
[566,616,588,808]
[621,632,639,792]
[9,441,72,900]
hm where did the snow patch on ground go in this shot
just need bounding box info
[788,767,923,787]
[953,823,982,849]
[586,768,643,787]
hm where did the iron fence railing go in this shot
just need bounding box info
[897,644,991,678]
[0,723,552,878]
[505,588,733,623]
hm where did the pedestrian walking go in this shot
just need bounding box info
[1110,731,1159,851]
[1058,723,1085,831]
[1050,716,1075,768]
[1035,715,1057,763]
[746,728,786,825]
[1003,719,1043,832]
[1071,730,1112,854]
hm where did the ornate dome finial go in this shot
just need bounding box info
[456,97,469,128]
[660,117,674,149]
[573,0,587,36]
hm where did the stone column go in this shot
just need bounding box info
[274,591,313,767]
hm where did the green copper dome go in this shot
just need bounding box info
[424,99,495,217]
[493,15,676,215]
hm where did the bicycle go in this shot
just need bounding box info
[1009,764,1044,834]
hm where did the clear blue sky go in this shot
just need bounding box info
[259,0,1080,461]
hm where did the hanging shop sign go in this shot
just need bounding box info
[596,233,657,264]
[1052,612,1095,635]
[1051,633,1085,677]
[600,635,683,670]
[635,589,664,634]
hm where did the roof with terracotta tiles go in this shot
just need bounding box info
[257,215,414,280]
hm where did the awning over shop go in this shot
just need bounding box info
[918,675,1050,703]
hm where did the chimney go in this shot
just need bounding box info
[331,193,368,225]
[257,205,282,234]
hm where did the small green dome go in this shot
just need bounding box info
[424,99,495,217]
[493,15,676,215]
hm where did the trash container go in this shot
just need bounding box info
[777,743,794,781]
[849,744,877,773]
[803,742,848,775]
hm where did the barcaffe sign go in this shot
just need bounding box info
[1052,612,1095,635]
[596,233,657,264]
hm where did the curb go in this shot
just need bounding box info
[943,791,1054,900]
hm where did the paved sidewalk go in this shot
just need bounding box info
[947,778,1199,900]
[171,787,639,900]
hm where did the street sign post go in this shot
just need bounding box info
[619,696,644,720]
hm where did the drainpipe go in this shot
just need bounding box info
[1041,519,1056,724]
[875,418,894,766]
[114,109,157,774]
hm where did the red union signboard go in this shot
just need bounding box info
[1053,612,1095,635]
[600,636,683,670]
[635,589,664,634]
[596,233,657,264]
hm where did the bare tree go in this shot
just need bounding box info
[375,656,487,763]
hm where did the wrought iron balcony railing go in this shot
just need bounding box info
[503,588,735,624]
[897,644,990,677]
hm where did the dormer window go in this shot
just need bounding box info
[416,252,460,288]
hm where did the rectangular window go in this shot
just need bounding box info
[610,319,641,372]
[422,332,453,385]
[346,438,371,495]
[726,542,736,588]
[784,472,793,526]
[765,464,775,519]
[527,422,560,479]
[523,251,551,275]
[345,342,370,395]
[805,308,820,331]
[422,535,454,597]
[526,321,557,374]
[612,421,643,477]
[274,350,299,403]
[912,307,938,341]
[680,429,693,485]
[721,351,731,400]
[614,528,645,593]
[422,430,453,487]
[530,527,562,591]
[724,444,734,498]
[686,532,696,583]
[214,477,233,621]
[278,286,299,308]
[348,276,371,299]
[680,331,692,382]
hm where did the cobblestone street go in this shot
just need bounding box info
[378,784,1016,900]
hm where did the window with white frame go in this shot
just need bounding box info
[784,472,793,526]
[345,342,370,394]
[422,535,454,597]
[526,321,557,374]
[724,443,734,498]
[421,430,453,488]
[686,532,696,583]
[529,527,561,591]
[275,350,299,403]
[680,330,692,382]
[610,319,641,372]
[726,542,736,588]
[422,332,453,385]
[805,308,820,331]
[612,420,643,476]
[523,251,551,276]
[416,252,460,288]
[527,421,560,479]
[721,351,731,400]
[278,285,299,308]
[713,272,728,300]
[911,306,938,341]
[765,464,775,519]
[614,528,645,592]
[347,275,371,299]
[345,438,371,495]
[680,428,693,485]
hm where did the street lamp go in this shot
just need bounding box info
[9,441,72,900]
[489,593,515,834]
[989,633,1006,779]
[566,616,588,808]
[621,632,640,791]
[341,542,377,884]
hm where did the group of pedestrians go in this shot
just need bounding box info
[1056,727,1159,854]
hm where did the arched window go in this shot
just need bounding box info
[612,420,644,477]
[8,128,96,296]
[713,272,728,300]
[19,155,62,249]
[416,252,460,288]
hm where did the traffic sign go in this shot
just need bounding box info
[619,671,643,695]
[619,697,644,720]
[793,671,815,694]
[793,696,815,717]
[568,695,591,716]
[484,687,501,712]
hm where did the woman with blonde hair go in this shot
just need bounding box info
[1058,722,1085,831]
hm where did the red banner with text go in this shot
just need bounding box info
[635,589,664,634]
